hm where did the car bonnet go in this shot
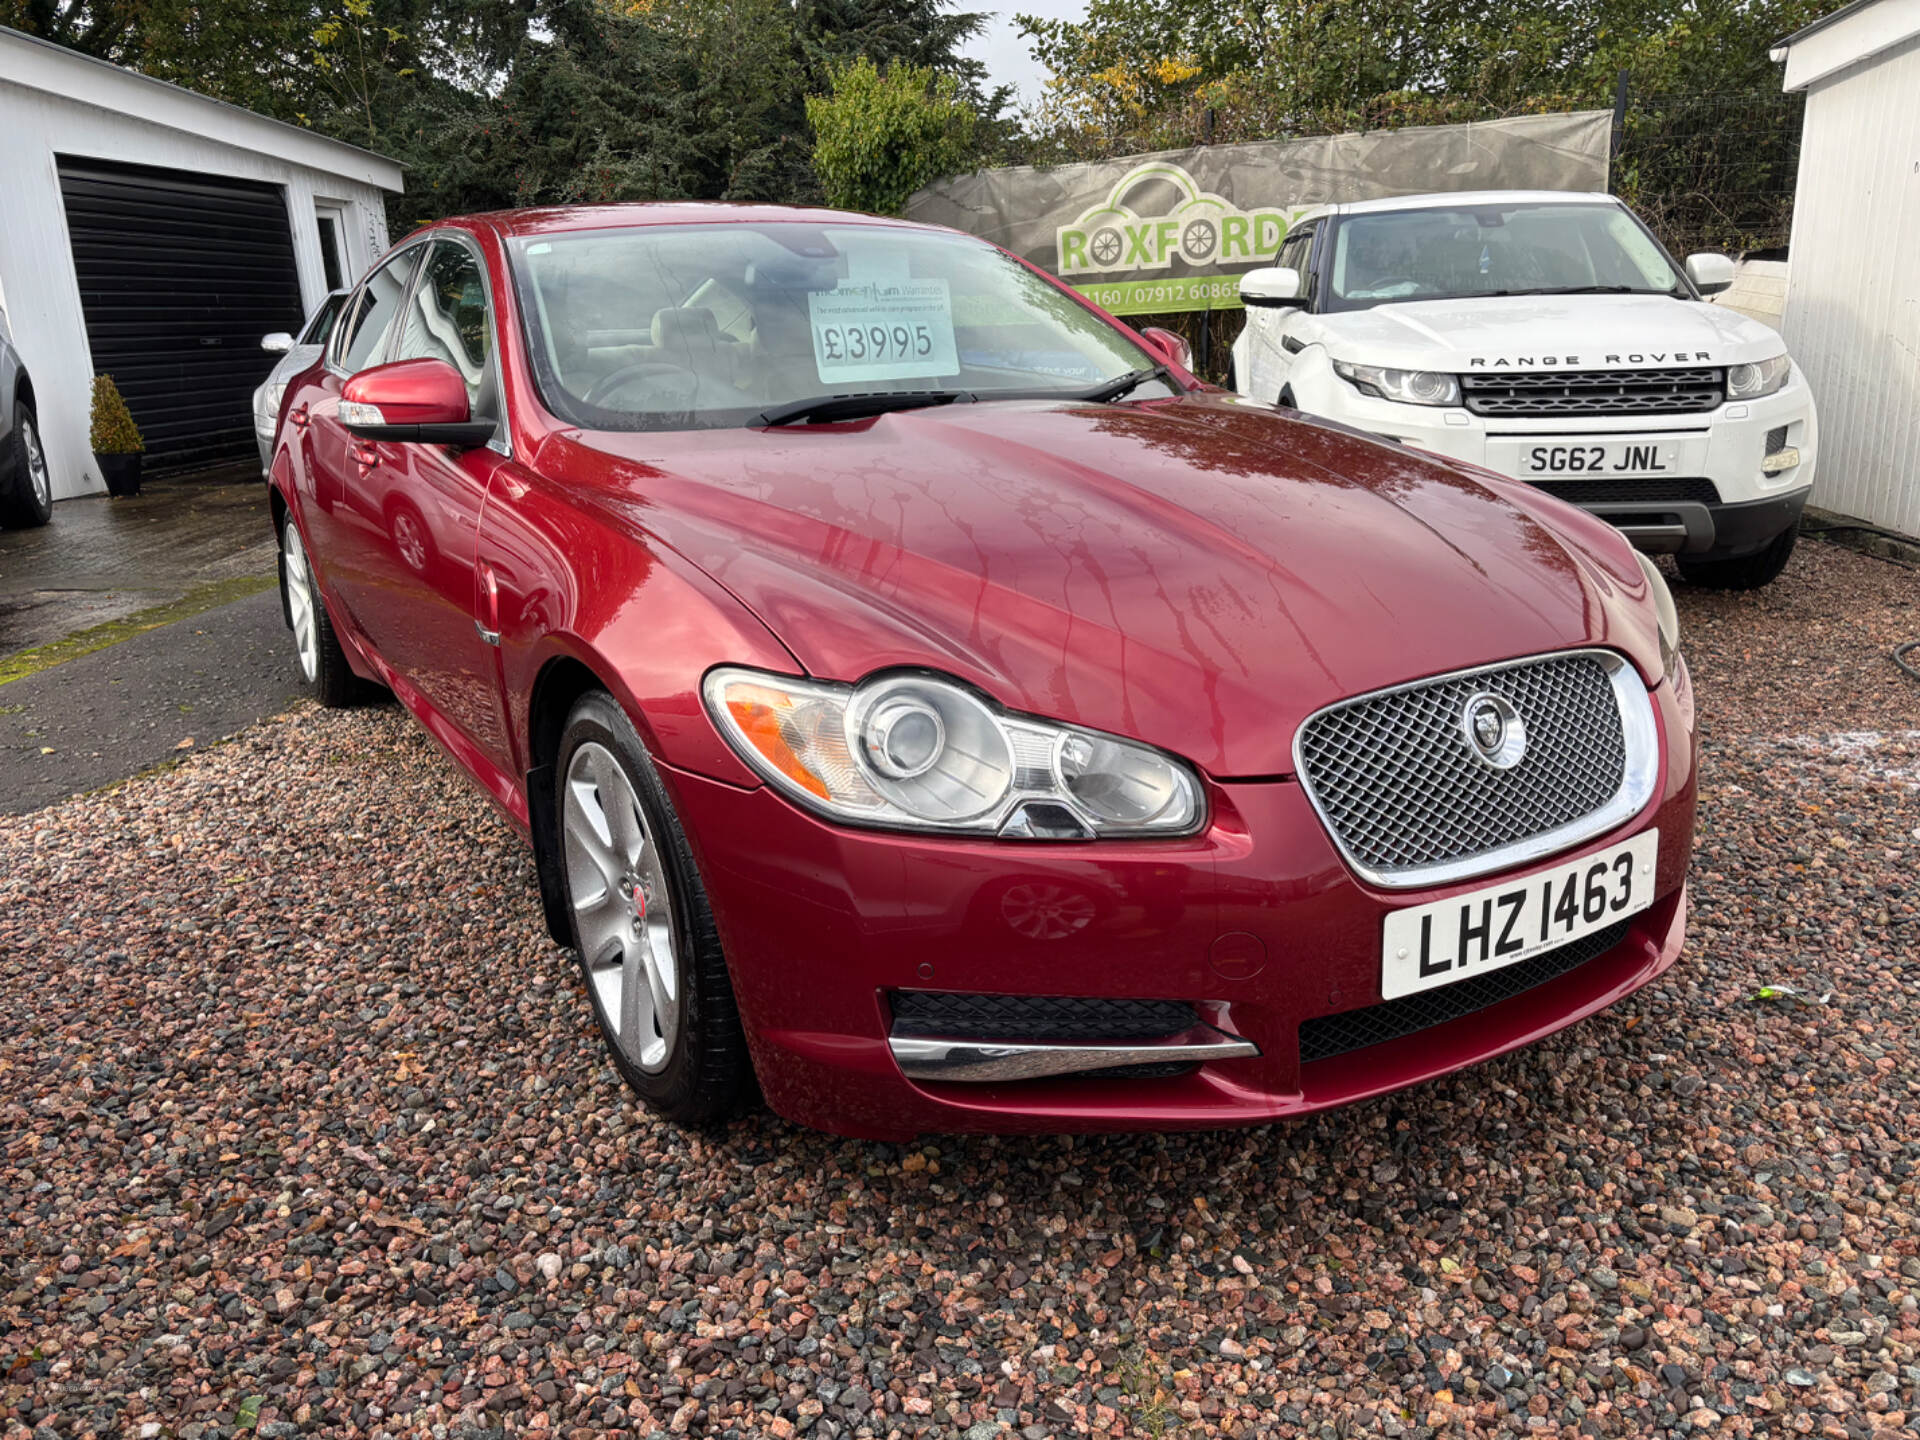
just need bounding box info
[562,393,1665,777]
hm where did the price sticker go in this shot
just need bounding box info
[807,280,958,384]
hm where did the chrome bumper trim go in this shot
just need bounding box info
[889,1026,1259,1083]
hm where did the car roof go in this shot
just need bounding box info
[450,202,956,241]
[1291,190,1622,227]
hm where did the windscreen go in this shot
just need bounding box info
[509,222,1158,430]
[1325,203,1685,310]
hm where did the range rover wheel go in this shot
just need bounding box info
[279,512,360,706]
[557,691,751,1124]
[1675,525,1797,590]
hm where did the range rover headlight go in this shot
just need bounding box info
[1635,552,1682,679]
[1332,361,1461,406]
[1726,353,1790,400]
[703,667,1203,838]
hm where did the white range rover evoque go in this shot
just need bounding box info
[1229,190,1817,588]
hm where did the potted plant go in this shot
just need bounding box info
[90,373,144,497]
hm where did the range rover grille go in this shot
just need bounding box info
[1462,368,1724,417]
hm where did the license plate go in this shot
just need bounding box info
[1379,831,1658,1001]
[1507,439,1684,476]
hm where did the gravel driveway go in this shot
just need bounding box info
[3,538,1917,1440]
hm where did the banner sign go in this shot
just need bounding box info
[904,111,1613,316]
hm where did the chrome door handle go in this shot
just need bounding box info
[473,619,500,646]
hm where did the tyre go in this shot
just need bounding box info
[556,691,751,1125]
[0,400,54,528]
[279,511,361,706]
[1675,525,1797,590]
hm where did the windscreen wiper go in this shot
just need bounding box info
[1077,366,1171,404]
[757,390,974,427]
[1479,285,1647,297]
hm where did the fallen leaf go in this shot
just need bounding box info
[175,737,195,750]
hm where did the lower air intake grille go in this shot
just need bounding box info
[888,991,1198,1042]
[1298,920,1632,1064]
[1531,476,1721,506]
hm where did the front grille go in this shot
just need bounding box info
[1298,920,1631,1063]
[1296,653,1627,877]
[1531,476,1721,505]
[888,991,1198,1042]
[1462,368,1724,417]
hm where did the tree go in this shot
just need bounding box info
[5,0,1004,228]
[1018,0,1833,162]
[806,56,982,214]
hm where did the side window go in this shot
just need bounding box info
[335,248,421,374]
[1275,228,1307,274]
[1278,225,1317,302]
[393,238,495,416]
[301,291,347,349]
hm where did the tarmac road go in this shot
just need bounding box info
[0,587,317,815]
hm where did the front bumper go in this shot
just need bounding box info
[1576,485,1810,560]
[254,416,275,478]
[664,673,1697,1138]
[1322,372,1817,555]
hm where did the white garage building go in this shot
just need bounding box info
[0,26,404,499]
[1774,0,1920,540]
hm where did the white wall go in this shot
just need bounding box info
[1708,259,1788,331]
[0,80,396,500]
[1781,32,1920,540]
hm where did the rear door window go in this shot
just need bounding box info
[335,247,422,374]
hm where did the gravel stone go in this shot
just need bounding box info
[2,539,1917,1437]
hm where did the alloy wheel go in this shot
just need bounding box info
[563,740,681,1074]
[23,417,50,510]
[281,520,320,683]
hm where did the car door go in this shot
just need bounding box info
[1242,223,1319,404]
[300,244,424,625]
[362,233,517,777]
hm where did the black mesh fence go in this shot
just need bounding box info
[1614,87,1804,257]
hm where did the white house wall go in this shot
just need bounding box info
[1781,32,1920,539]
[0,86,394,501]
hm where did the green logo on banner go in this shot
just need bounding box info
[1057,162,1300,282]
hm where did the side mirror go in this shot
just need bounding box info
[1138,326,1193,373]
[1240,267,1304,308]
[340,358,495,447]
[1685,253,1735,296]
[261,332,295,354]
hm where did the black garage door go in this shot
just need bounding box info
[59,158,306,475]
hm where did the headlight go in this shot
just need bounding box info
[1726,353,1790,400]
[703,667,1204,839]
[260,382,287,421]
[1332,361,1460,406]
[1634,552,1681,679]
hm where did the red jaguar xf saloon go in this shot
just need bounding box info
[268,203,1696,1138]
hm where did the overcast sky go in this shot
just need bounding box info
[961,0,1081,111]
